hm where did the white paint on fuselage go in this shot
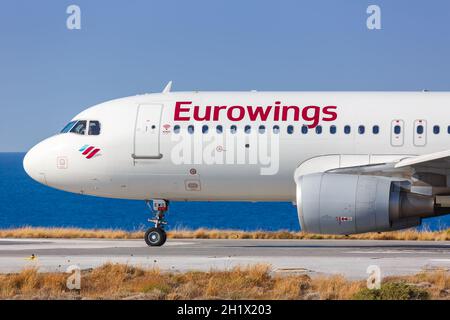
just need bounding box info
[23,91,450,202]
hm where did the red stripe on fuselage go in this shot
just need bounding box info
[86,148,100,159]
[82,146,94,155]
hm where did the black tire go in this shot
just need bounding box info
[144,227,167,247]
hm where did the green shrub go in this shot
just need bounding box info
[353,282,429,300]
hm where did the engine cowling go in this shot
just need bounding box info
[296,173,437,234]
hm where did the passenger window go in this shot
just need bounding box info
[60,121,77,133]
[273,125,280,134]
[259,125,266,134]
[174,125,180,134]
[372,125,379,134]
[88,121,101,135]
[358,125,365,134]
[216,125,223,134]
[301,125,308,134]
[433,125,440,134]
[188,125,194,134]
[230,125,237,134]
[394,125,401,135]
[344,125,351,134]
[315,125,322,134]
[417,125,424,135]
[287,125,294,134]
[70,120,87,135]
[330,125,336,134]
[245,125,251,134]
[202,125,209,134]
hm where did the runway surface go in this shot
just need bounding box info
[0,238,449,279]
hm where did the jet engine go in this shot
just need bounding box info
[296,173,439,234]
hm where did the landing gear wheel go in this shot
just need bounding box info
[144,199,169,247]
[145,227,167,247]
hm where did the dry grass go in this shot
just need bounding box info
[0,227,449,241]
[169,227,450,241]
[0,227,143,239]
[383,269,450,299]
[0,264,448,300]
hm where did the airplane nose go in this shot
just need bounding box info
[23,146,47,185]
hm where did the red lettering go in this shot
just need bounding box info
[227,106,245,121]
[273,106,280,121]
[322,106,338,121]
[247,106,272,121]
[193,106,211,121]
[173,101,338,125]
[213,106,227,121]
[281,106,300,121]
[302,106,320,128]
[174,101,192,121]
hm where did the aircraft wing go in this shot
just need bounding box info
[394,149,450,170]
[327,150,450,194]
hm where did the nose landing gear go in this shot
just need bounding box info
[144,227,167,247]
[144,200,169,247]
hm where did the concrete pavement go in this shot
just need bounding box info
[0,238,449,279]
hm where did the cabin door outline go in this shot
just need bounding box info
[132,104,163,159]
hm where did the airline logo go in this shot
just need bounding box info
[174,101,338,128]
[79,145,101,159]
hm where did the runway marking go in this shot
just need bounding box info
[166,241,194,246]
[429,259,450,263]
[275,267,315,274]
[345,250,435,254]
[0,239,193,251]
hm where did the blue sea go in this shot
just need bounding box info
[0,153,448,231]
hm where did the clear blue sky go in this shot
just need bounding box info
[1,0,450,151]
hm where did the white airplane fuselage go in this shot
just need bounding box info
[23,91,450,203]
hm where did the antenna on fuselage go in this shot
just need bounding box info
[162,81,173,93]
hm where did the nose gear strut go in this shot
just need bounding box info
[144,199,169,247]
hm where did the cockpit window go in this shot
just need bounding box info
[70,120,87,135]
[60,121,77,133]
[88,121,101,135]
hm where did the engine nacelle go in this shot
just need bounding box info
[296,173,436,234]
